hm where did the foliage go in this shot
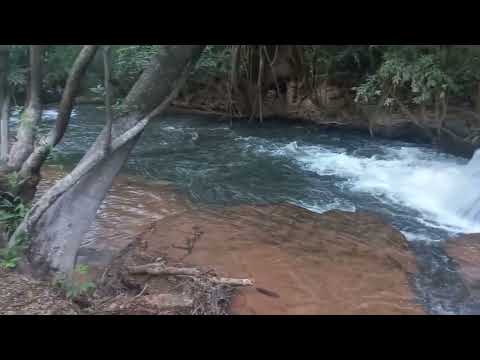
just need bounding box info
[353,48,458,110]
[0,231,28,270]
[304,45,373,85]
[56,264,96,300]
[6,46,29,101]
[5,45,480,111]
[192,46,231,79]
[180,45,231,95]
[42,46,83,90]
[5,172,20,193]
[109,45,160,96]
[0,193,29,236]
[442,48,480,102]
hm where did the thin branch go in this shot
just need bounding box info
[263,46,281,97]
[103,45,113,153]
[394,96,435,139]
[52,45,99,147]
[257,47,265,123]
[271,45,279,65]
[17,45,99,178]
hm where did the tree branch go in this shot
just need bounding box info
[103,45,113,153]
[52,45,99,147]
[17,45,99,178]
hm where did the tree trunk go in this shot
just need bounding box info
[0,92,10,163]
[475,81,480,115]
[17,45,99,183]
[16,45,205,278]
[0,46,9,164]
[103,45,113,152]
[8,46,45,171]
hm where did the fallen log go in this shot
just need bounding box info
[127,263,254,287]
[128,264,201,276]
[210,277,254,286]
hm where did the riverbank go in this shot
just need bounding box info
[168,81,480,159]
[52,90,480,159]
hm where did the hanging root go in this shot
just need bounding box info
[257,46,265,123]
[228,45,306,122]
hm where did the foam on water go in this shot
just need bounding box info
[292,198,356,214]
[9,107,78,124]
[271,141,480,236]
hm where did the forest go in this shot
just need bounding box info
[1,45,480,315]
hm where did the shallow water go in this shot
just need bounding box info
[25,105,480,314]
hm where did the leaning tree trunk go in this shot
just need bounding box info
[15,45,206,278]
[13,45,99,202]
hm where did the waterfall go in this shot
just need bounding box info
[457,149,480,223]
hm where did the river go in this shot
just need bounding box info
[15,105,480,314]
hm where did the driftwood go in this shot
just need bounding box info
[127,263,254,287]
[209,277,254,286]
[128,264,202,276]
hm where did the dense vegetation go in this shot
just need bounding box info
[6,45,480,126]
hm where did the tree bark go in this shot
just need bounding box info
[0,46,9,164]
[8,46,44,170]
[0,91,9,163]
[17,45,99,180]
[17,45,205,278]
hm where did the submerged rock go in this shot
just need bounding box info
[136,203,424,315]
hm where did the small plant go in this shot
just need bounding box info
[5,173,20,193]
[57,264,96,300]
[0,194,29,236]
[0,245,22,269]
[0,231,28,270]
